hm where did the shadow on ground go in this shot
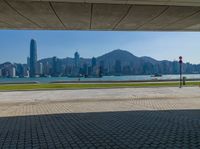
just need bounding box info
[0,109,200,149]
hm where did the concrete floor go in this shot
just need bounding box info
[0,87,200,148]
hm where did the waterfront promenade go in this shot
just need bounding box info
[0,87,200,148]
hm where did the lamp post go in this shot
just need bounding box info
[179,56,183,88]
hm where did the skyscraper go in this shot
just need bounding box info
[91,57,97,76]
[92,57,97,68]
[72,51,80,77]
[43,62,50,76]
[115,60,122,75]
[30,39,37,77]
[27,57,30,68]
[37,62,43,76]
[74,51,80,68]
[9,67,16,78]
[52,56,58,77]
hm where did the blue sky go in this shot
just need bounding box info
[0,30,200,64]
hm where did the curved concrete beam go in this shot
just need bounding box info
[13,0,200,7]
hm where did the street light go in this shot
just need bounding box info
[179,56,183,88]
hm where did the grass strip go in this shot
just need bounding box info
[0,82,199,91]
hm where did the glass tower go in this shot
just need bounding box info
[74,51,80,68]
[30,39,37,77]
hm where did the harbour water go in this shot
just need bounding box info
[0,74,200,84]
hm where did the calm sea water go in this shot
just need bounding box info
[0,74,200,84]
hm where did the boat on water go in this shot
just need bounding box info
[151,73,162,77]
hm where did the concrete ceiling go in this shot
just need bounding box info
[1,0,200,31]
[10,1,200,7]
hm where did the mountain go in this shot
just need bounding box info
[97,49,140,63]
[97,49,142,72]
[140,56,158,64]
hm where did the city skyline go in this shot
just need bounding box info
[0,30,200,64]
[1,41,200,78]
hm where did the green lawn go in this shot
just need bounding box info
[0,82,199,91]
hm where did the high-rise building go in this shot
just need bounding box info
[43,62,50,76]
[72,51,80,76]
[52,56,58,76]
[92,57,97,68]
[22,64,29,77]
[74,51,80,68]
[15,64,24,77]
[30,39,37,77]
[83,63,89,76]
[99,60,105,76]
[9,67,16,78]
[37,62,43,76]
[27,57,30,68]
[115,60,122,74]
[91,57,97,76]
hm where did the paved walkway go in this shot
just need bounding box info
[0,87,200,103]
[0,87,200,148]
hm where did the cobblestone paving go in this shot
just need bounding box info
[1,90,200,148]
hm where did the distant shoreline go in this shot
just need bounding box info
[0,78,200,85]
[1,74,200,84]
[51,78,200,84]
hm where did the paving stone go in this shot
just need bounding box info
[0,88,200,148]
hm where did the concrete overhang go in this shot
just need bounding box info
[1,0,200,31]
[11,0,200,7]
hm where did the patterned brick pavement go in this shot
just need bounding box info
[0,90,200,148]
